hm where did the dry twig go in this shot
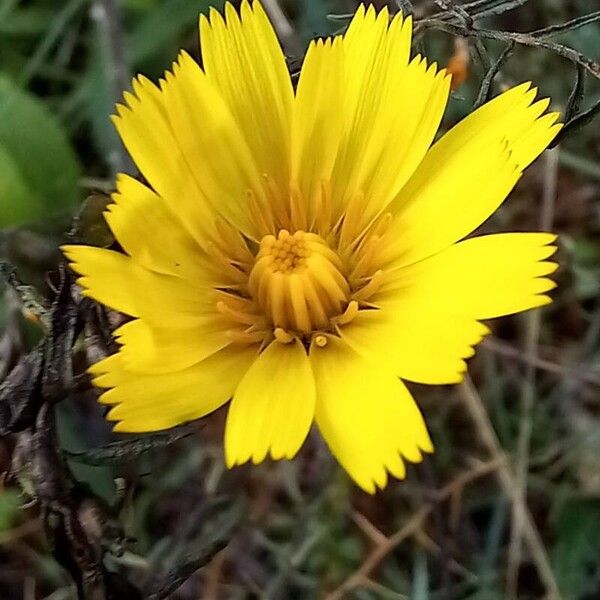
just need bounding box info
[507,148,560,597]
[458,377,562,599]
[482,338,600,387]
[325,457,504,600]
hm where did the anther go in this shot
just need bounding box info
[336,300,359,326]
[214,216,254,264]
[349,235,379,283]
[352,270,384,302]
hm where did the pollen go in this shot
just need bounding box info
[249,230,350,334]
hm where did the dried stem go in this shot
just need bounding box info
[482,337,600,386]
[90,0,132,174]
[415,20,600,80]
[324,457,504,600]
[458,377,562,599]
[0,519,42,545]
[507,147,559,597]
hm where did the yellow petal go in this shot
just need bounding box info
[341,307,490,385]
[113,318,231,374]
[93,344,257,433]
[200,1,293,194]
[225,339,316,466]
[105,174,213,281]
[384,84,561,267]
[291,36,345,223]
[383,232,558,318]
[343,233,557,384]
[420,82,561,171]
[112,76,182,201]
[310,336,432,493]
[160,51,266,238]
[292,7,450,227]
[112,76,217,244]
[334,11,450,218]
[62,245,214,327]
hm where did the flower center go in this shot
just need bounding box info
[249,230,350,334]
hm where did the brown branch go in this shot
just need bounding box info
[415,20,600,80]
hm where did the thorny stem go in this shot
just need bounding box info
[432,0,492,72]
[414,20,600,80]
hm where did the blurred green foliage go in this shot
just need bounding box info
[0,488,21,533]
[0,74,81,227]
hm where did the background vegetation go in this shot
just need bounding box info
[0,0,599,598]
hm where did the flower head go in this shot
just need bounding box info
[62,1,561,493]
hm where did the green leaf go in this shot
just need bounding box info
[0,143,44,227]
[0,73,81,227]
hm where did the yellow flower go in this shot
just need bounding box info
[62,1,561,493]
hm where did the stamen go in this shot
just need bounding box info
[352,269,384,302]
[274,328,295,344]
[338,191,367,251]
[226,328,266,344]
[351,211,393,261]
[214,216,254,264]
[371,212,392,238]
[206,242,248,284]
[248,230,351,334]
[349,235,380,283]
[313,180,333,236]
[289,183,308,231]
[246,189,274,238]
[335,300,359,326]
[263,173,288,227]
[216,300,258,326]
[211,179,388,347]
